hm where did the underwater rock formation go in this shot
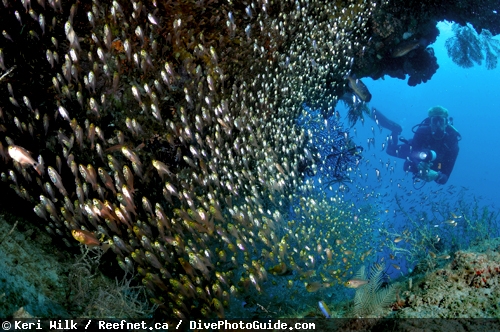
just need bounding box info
[439,0,500,36]
[395,239,500,318]
[361,0,500,85]
[404,48,439,87]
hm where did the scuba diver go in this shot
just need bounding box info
[370,106,461,185]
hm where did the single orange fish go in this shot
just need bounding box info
[72,229,103,248]
[8,145,44,175]
[72,229,110,252]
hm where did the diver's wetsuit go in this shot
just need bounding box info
[387,121,460,184]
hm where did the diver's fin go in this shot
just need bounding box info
[369,108,402,134]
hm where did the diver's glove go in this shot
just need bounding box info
[417,162,439,182]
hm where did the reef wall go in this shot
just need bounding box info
[0,0,497,319]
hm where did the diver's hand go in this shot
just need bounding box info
[417,162,438,182]
[417,161,431,171]
[422,170,439,182]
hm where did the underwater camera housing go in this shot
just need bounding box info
[416,149,436,163]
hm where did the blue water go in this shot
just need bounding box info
[332,21,500,282]
[361,21,500,202]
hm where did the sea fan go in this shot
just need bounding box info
[479,29,500,70]
[445,23,483,68]
[352,263,395,317]
[445,23,500,70]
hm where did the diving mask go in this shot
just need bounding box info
[430,116,447,137]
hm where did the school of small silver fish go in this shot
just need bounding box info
[0,0,483,320]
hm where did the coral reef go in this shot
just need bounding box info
[394,238,500,318]
[284,189,500,323]
[364,12,440,86]
[0,212,70,317]
[67,249,155,318]
[358,0,500,86]
[0,210,153,318]
[404,48,439,86]
[0,0,380,319]
[0,0,498,320]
